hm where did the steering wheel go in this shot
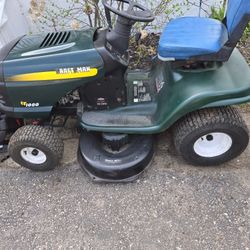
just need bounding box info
[102,0,155,23]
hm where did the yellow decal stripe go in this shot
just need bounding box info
[8,68,98,82]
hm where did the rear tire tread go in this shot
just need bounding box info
[173,106,249,165]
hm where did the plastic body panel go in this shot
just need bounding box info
[80,49,250,134]
[1,28,104,118]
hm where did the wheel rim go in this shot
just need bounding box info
[20,147,47,164]
[193,132,233,158]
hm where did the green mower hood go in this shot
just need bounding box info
[0,28,104,118]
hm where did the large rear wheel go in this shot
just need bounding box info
[173,107,249,166]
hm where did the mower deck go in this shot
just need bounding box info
[78,131,154,182]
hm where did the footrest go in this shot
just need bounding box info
[80,103,157,128]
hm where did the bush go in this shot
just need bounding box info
[210,2,250,42]
[29,0,190,32]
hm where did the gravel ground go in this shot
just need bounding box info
[0,111,250,250]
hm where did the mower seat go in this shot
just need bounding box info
[158,17,229,61]
[158,0,250,61]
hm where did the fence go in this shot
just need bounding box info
[0,0,218,49]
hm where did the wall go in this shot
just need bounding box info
[0,0,31,48]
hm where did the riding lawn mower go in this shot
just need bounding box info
[0,0,250,182]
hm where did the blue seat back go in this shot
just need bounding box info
[226,0,250,36]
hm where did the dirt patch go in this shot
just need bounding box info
[128,32,160,70]
[237,39,250,111]
[238,38,250,64]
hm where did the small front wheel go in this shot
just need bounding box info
[173,107,249,166]
[8,125,64,171]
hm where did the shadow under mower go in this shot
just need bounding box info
[0,0,250,182]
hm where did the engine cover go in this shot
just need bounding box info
[0,29,104,118]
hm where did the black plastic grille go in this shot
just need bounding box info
[40,31,71,48]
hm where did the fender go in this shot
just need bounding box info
[79,49,250,134]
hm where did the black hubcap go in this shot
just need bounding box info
[206,135,214,141]
[32,149,39,156]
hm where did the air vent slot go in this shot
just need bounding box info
[40,31,71,48]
